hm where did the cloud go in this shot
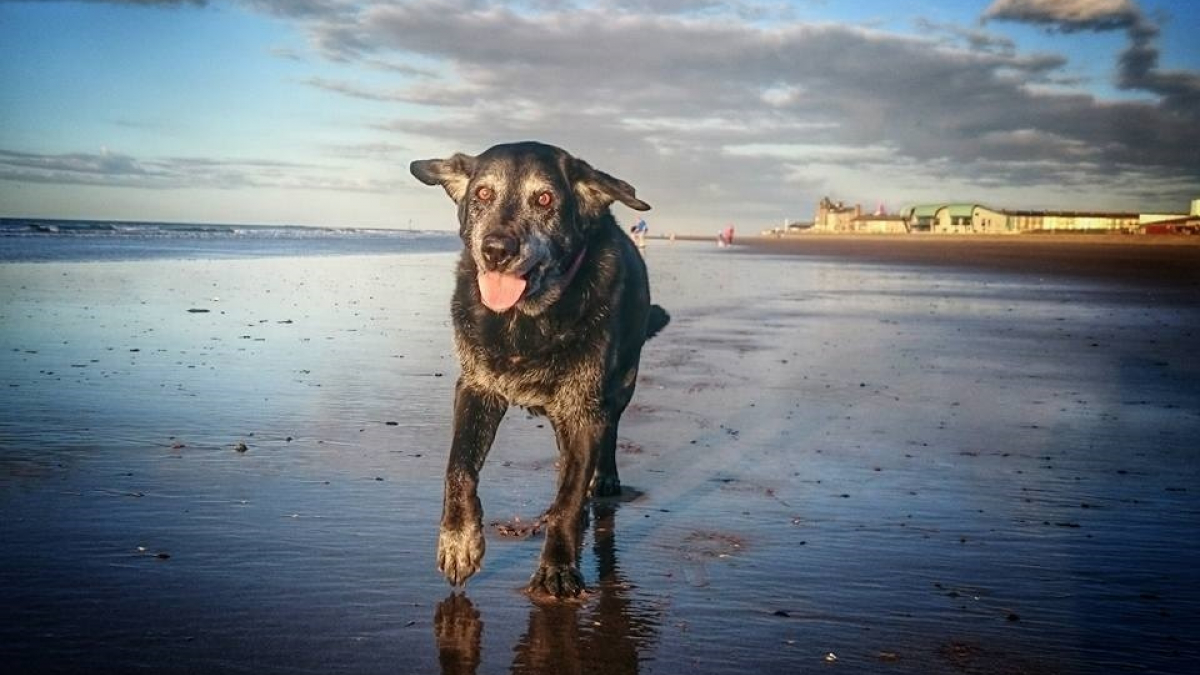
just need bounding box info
[985,0,1200,110]
[1,0,210,6]
[303,76,408,102]
[916,18,1017,56]
[983,0,1141,32]
[271,1,1197,218]
[0,148,399,193]
[8,0,1197,226]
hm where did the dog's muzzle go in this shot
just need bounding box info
[480,234,519,270]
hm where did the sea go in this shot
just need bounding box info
[0,217,460,263]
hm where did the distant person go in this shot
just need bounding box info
[633,217,648,250]
[723,224,735,246]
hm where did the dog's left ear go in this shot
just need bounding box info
[570,158,651,214]
[410,153,478,203]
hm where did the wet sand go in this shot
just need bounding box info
[2,240,1198,674]
[742,233,1200,290]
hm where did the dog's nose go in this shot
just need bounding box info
[481,234,519,268]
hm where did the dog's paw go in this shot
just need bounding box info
[592,472,622,498]
[527,563,586,598]
[437,524,485,587]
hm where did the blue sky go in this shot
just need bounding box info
[1,0,1198,233]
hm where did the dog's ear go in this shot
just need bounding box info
[570,158,651,215]
[410,153,478,203]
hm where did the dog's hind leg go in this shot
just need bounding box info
[438,380,507,588]
[591,412,624,497]
[529,415,613,597]
[592,367,638,497]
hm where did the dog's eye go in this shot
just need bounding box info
[536,192,553,208]
[475,186,494,202]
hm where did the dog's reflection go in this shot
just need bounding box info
[434,593,484,675]
[434,502,654,675]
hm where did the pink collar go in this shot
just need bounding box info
[561,246,587,288]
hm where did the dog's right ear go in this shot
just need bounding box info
[410,153,478,203]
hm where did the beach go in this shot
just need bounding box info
[2,237,1198,674]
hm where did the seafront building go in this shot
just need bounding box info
[803,196,1200,235]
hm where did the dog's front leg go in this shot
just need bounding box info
[439,380,507,588]
[529,414,612,597]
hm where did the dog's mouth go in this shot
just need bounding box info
[477,270,528,312]
[475,243,586,314]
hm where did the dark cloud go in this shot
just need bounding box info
[0,148,398,193]
[289,1,1198,213]
[8,0,1197,224]
[985,0,1200,110]
[237,0,352,17]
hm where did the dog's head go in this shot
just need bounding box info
[410,141,649,315]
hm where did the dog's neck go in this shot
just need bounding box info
[561,246,587,289]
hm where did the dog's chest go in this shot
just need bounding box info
[457,317,602,409]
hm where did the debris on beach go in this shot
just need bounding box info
[618,440,644,454]
[186,308,210,313]
[490,514,548,538]
[135,546,171,560]
[681,530,745,558]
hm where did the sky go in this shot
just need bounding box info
[1,0,1198,234]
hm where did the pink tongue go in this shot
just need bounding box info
[478,271,527,312]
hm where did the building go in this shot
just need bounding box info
[813,197,860,232]
[805,197,1195,236]
[1006,210,1138,233]
[850,213,908,233]
[904,203,1136,233]
[1140,215,1200,235]
[906,205,940,232]
[935,204,1010,234]
[904,203,1011,233]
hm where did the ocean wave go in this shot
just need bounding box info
[1,219,441,239]
[0,218,460,262]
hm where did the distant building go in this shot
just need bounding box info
[904,203,1135,234]
[907,205,940,232]
[1006,210,1137,233]
[903,203,1009,233]
[1140,215,1200,235]
[813,197,860,232]
[801,197,1195,236]
[851,213,908,233]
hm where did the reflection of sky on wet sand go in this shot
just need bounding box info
[1,243,1198,674]
[1,254,457,456]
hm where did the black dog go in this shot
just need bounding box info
[410,141,669,597]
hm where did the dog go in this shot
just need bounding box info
[410,141,669,598]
